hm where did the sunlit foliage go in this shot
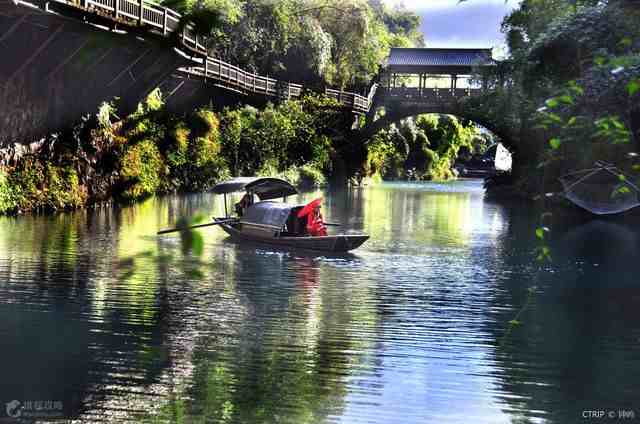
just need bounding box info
[163,0,423,89]
[365,114,483,181]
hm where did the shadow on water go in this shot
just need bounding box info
[0,208,175,419]
[485,205,640,423]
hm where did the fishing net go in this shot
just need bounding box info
[559,162,640,215]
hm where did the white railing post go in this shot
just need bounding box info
[163,8,168,35]
[114,0,119,19]
[138,0,143,26]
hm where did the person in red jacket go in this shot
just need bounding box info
[306,204,327,237]
[297,198,327,237]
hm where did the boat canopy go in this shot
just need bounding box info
[212,177,298,200]
[240,201,299,229]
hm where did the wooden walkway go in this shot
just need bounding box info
[26,0,373,113]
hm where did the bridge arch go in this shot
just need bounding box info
[349,96,517,181]
[360,101,514,148]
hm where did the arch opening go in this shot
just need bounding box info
[358,111,512,183]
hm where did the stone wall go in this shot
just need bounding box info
[0,2,188,149]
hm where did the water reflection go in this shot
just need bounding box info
[488,213,640,424]
[0,182,639,423]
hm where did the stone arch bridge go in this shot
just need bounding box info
[358,48,513,145]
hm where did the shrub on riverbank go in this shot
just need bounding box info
[0,169,18,214]
[0,157,87,213]
[0,91,343,215]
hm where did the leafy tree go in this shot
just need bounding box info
[162,0,422,90]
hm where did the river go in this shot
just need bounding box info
[1,180,639,423]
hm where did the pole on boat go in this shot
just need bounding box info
[223,193,228,217]
[157,218,238,235]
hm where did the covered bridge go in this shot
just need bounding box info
[383,47,494,96]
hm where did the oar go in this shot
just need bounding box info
[157,218,237,235]
[323,222,341,226]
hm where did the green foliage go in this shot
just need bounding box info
[536,245,552,262]
[0,169,18,214]
[166,121,190,170]
[593,116,631,144]
[44,165,87,209]
[0,92,344,215]
[219,94,340,179]
[549,137,562,150]
[257,162,327,189]
[297,163,327,188]
[466,0,640,198]
[185,109,228,190]
[120,139,166,200]
[365,114,482,181]
[365,124,408,180]
[126,90,167,145]
[3,158,87,212]
[7,157,46,211]
[533,73,635,173]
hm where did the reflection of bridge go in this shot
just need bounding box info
[0,0,494,147]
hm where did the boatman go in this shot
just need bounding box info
[235,192,252,217]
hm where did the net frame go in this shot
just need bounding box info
[559,161,640,215]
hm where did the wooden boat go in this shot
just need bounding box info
[211,177,369,253]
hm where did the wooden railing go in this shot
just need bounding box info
[184,58,303,98]
[43,0,372,112]
[382,87,482,102]
[325,88,371,114]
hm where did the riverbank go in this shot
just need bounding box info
[0,91,350,215]
[468,1,640,201]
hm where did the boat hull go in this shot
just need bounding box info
[217,222,369,252]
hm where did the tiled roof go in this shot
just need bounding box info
[388,48,493,67]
